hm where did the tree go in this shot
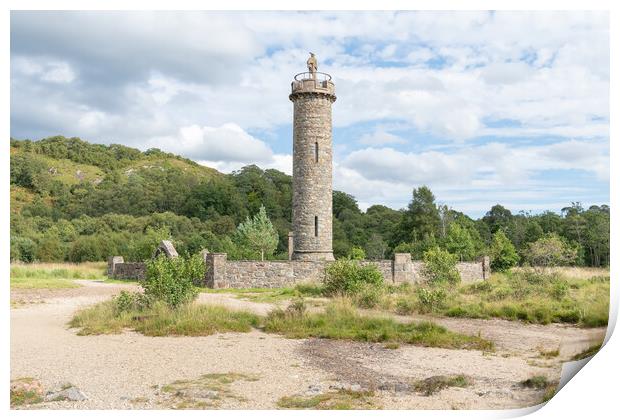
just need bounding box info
[444,222,476,261]
[235,205,278,261]
[393,186,440,245]
[489,230,519,271]
[482,204,513,234]
[525,233,579,268]
[422,247,460,285]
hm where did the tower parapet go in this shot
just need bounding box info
[289,65,336,261]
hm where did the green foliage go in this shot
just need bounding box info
[444,222,477,261]
[347,246,366,260]
[114,290,152,314]
[324,259,383,296]
[264,300,493,350]
[143,255,204,308]
[489,230,519,271]
[422,247,460,285]
[10,137,610,268]
[234,205,279,261]
[416,287,448,313]
[525,233,579,267]
[70,300,260,336]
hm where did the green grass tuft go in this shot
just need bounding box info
[277,390,377,409]
[264,300,493,351]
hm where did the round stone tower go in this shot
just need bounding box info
[289,64,336,261]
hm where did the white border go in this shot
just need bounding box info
[2,2,616,420]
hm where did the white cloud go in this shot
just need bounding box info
[358,129,407,146]
[152,123,273,163]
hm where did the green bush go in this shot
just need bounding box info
[347,246,366,260]
[114,290,152,314]
[489,230,519,271]
[142,255,205,308]
[422,247,460,285]
[395,297,416,315]
[354,283,383,309]
[416,287,447,313]
[324,259,383,296]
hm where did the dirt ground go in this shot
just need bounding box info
[10,280,606,410]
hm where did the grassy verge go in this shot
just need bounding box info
[11,262,107,289]
[387,269,609,327]
[264,300,493,351]
[69,300,260,336]
[200,283,325,304]
[70,297,492,351]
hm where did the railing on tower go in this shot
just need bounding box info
[291,72,335,93]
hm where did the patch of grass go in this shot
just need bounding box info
[571,343,602,360]
[11,262,107,289]
[412,375,470,396]
[199,283,326,304]
[386,269,609,327]
[519,375,558,403]
[520,375,549,390]
[537,347,560,359]
[69,300,260,336]
[384,342,400,350]
[264,300,493,351]
[277,390,377,409]
[158,372,259,409]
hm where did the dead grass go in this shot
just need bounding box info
[11,262,107,289]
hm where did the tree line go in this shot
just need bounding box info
[10,136,610,267]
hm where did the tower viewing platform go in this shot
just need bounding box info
[290,72,336,101]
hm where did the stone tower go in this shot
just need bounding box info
[289,60,336,261]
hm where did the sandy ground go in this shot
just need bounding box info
[10,280,606,410]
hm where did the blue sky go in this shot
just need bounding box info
[10,11,609,217]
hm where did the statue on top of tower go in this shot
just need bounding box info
[307,52,318,78]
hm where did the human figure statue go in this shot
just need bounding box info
[307,52,318,78]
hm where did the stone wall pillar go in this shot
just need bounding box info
[288,232,294,261]
[204,253,228,289]
[107,256,124,277]
[481,256,491,280]
[392,253,412,284]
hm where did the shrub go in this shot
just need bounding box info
[114,290,152,314]
[525,233,579,268]
[422,247,460,285]
[416,287,447,313]
[354,283,383,309]
[347,246,366,260]
[395,297,416,315]
[324,259,383,296]
[489,230,519,271]
[142,254,205,308]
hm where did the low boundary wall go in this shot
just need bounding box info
[109,253,490,289]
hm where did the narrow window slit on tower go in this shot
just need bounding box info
[314,216,318,237]
[314,142,319,163]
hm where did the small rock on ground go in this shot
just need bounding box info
[45,387,88,402]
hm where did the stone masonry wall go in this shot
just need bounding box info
[109,253,489,287]
[112,262,146,280]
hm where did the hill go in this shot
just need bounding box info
[9,136,609,267]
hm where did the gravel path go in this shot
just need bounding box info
[10,280,606,410]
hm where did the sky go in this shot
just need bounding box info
[9,11,610,218]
